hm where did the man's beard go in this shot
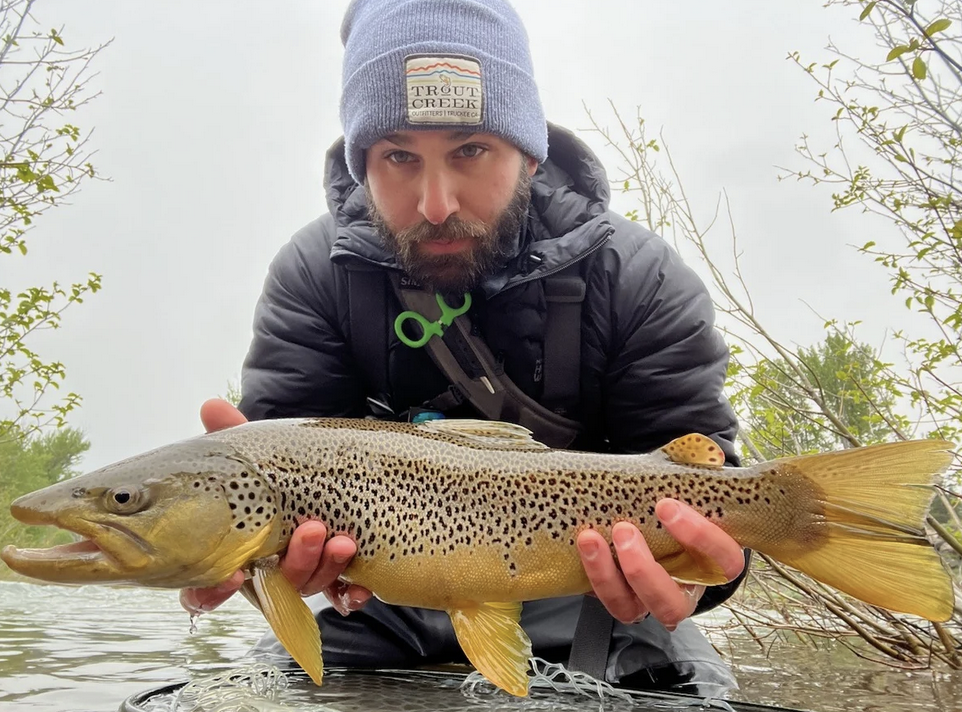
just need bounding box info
[366,166,532,294]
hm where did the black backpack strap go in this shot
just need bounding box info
[347,266,390,410]
[542,267,586,417]
[537,265,615,681]
[567,595,615,680]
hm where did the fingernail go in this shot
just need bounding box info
[613,525,634,548]
[579,539,599,561]
[214,577,241,594]
[659,500,681,525]
[332,550,351,564]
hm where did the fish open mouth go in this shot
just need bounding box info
[4,537,104,562]
[0,531,132,583]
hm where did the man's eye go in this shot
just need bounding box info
[458,144,485,158]
[387,151,415,164]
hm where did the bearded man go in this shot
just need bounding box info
[183,0,749,694]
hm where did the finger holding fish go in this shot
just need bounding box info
[577,527,649,625]
[200,397,248,433]
[282,520,373,613]
[655,498,747,583]
[578,499,744,630]
[179,570,245,615]
[609,520,702,632]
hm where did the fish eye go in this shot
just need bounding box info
[104,487,146,514]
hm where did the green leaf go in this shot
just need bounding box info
[861,240,876,250]
[924,18,951,37]
[886,44,911,61]
[35,175,58,193]
[859,1,876,21]
[912,56,927,80]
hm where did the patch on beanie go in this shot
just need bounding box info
[404,55,483,125]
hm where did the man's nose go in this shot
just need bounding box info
[417,169,460,225]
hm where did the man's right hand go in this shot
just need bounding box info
[179,398,372,616]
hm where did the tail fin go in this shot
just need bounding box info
[771,439,956,622]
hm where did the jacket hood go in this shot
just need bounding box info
[326,123,613,296]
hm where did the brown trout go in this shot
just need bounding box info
[1,418,956,696]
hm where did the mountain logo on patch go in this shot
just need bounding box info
[405,55,484,125]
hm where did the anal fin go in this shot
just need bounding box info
[659,549,731,586]
[249,558,324,685]
[448,602,531,697]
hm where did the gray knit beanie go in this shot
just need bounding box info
[339,0,548,183]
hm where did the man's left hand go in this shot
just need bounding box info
[576,498,745,631]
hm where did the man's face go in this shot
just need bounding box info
[365,130,538,294]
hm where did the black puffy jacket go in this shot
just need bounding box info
[240,123,743,693]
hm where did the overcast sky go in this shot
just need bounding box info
[9,0,902,472]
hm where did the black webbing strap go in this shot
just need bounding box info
[542,270,586,416]
[568,595,614,680]
[347,267,389,405]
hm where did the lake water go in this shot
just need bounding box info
[1,582,960,712]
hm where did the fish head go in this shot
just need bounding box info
[1,436,280,588]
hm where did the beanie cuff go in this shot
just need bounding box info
[340,42,547,183]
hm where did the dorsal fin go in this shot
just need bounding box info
[417,419,549,451]
[661,434,725,468]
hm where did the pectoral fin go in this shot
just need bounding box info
[448,602,531,697]
[249,559,324,685]
[659,549,731,585]
[239,578,262,613]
